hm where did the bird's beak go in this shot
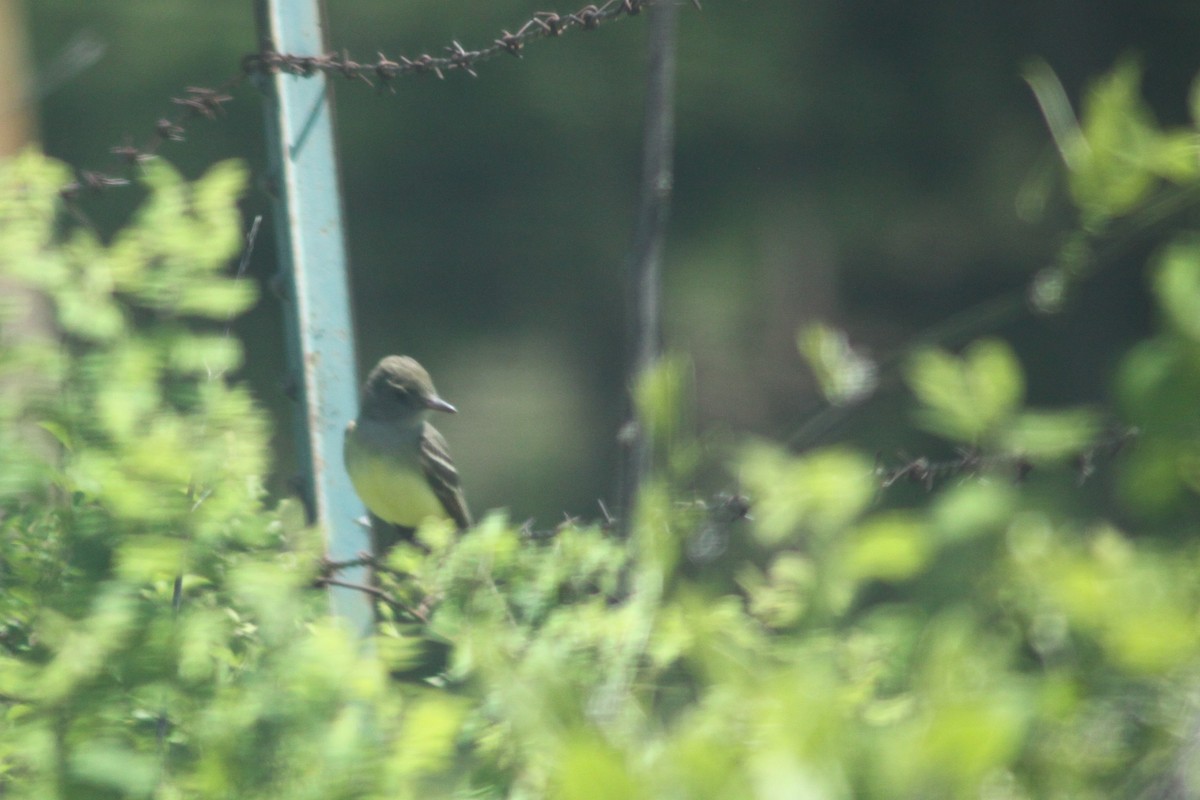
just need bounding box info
[425,395,457,414]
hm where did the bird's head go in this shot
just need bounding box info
[360,355,456,421]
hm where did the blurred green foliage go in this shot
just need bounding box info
[3,58,1200,800]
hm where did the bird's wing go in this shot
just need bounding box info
[419,421,472,529]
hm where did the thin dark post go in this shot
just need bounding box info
[253,0,371,631]
[620,0,679,534]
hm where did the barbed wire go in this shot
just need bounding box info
[55,0,686,206]
[875,426,1138,491]
[58,80,246,204]
[244,0,687,85]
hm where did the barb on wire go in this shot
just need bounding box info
[58,169,130,201]
[171,86,234,119]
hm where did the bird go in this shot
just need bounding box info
[344,355,471,565]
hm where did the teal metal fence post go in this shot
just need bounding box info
[254,0,371,632]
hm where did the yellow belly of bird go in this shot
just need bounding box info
[345,451,447,528]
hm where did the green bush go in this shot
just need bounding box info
[2,56,1200,798]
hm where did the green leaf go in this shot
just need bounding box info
[798,322,879,406]
[191,160,248,262]
[1152,236,1200,341]
[907,339,1023,443]
[843,513,931,583]
[1071,56,1158,223]
[554,737,643,800]
[164,331,246,375]
[176,275,259,319]
[115,536,188,582]
[743,553,816,628]
[1000,409,1103,459]
[741,444,875,544]
[931,482,1016,542]
[1149,129,1200,181]
[391,695,468,778]
[70,742,159,797]
[0,149,73,278]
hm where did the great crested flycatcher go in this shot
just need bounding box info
[344,356,471,559]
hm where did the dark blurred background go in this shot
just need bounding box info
[17,0,1200,525]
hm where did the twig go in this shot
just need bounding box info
[315,577,428,623]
